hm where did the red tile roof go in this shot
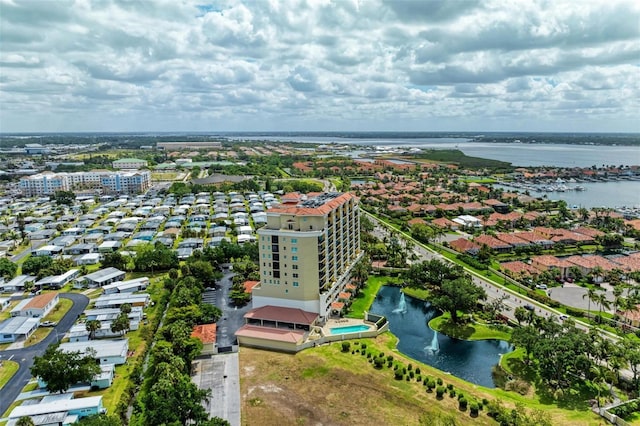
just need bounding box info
[244,305,318,325]
[243,280,260,293]
[268,192,356,216]
[24,292,58,310]
[191,323,217,344]
[449,238,480,253]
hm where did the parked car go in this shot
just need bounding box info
[524,304,535,311]
[41,321,57,327]
[536,284,548,290]
[558,314,569,321]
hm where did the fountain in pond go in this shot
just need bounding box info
[392,292,407,314]
[425,331,440,353]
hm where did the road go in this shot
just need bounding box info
[367,214,611,332]
[10,240,46,263]
[0,293,89,416]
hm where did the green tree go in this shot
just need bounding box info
[510,325,538,365]
[101,251,128,271]
[16,417,35,426]
[583,287,599,318]
[110,312,130,336]
[21,256,53,276]
[85,320,101,340]
[53,190,76,206]
[76,414,122,426]
[0,257,17,280]
[31,346,100,394]
[430,277,486,323]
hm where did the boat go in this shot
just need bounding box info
[575,186,586,191]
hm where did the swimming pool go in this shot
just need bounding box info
[330,324,371,335]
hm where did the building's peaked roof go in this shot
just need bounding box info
[24,291,58,310]
[244,305,318,325]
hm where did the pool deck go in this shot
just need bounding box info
[321,318,373,335]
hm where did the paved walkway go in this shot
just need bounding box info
[192,353,241,426]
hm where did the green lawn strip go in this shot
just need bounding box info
[429,313,512,341]
[316,333,600,425]
[23,328,53,348]
[402,286,430,301]
[0,360,19,390]
[43,298,73,323]
[346,275,400,318]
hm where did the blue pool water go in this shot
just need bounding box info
[330,324,371,334]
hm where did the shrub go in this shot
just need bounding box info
[449,389,456,398]
[402,367,407,374]
[406,376,410,381]
[470,402,479,416]
[341,342,351,352]
[482,398,489,406]
[373,357,385,369]
[457,393,464,401]
[379,352,385,358]
[386,355,394,362]
[436,386,445,399]
[408,364,413,371]
[437,378,443,386]
[415,367,421,375]
[409,371,415,378]
[361,350,366,356]
[459,398,468,410]
[426,380,436,392]
[361,343,367,349]
[367,352,372,358]
[387,361,393,368]
[351,350,355,354]
[394,371,404,380]
[446,383,453,390]
[416,375,422,382]
[393,364,398,370]
[505,379,531,395]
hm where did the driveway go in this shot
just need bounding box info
[206,272,252,348]
[0,293,89,416]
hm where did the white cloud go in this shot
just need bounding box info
[0,0,638,132]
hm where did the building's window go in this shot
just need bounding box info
[292,256,298,261]
[291,247,298,253]
[292,265,298,270]
[293,273,299,278]
[291,238,297,244]
[293,281,299,287]
[285,289,288,293]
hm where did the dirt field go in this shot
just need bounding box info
[239,334,495,426]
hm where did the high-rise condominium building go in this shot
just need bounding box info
[251,192,362,321]
[19,171,151,196]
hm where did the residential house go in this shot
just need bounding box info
[82,268,126,287]
[10,292,59,318]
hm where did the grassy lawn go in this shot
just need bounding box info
[402,286,430,301]
[0,360,19,390]
[0,300,20,321]
[240,333,601,425]
[346,276,400,318]
[151,172,180,181]
[429,313,512,341]
[43,298,73,323]
[23,328,52,348]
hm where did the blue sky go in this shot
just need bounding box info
[0,0,639,133]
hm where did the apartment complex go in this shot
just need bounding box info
[19,171,151,196]
[251,192,362,320]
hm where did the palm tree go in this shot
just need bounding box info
[590,364,609,408]
[593,290,612,318]
[584,287,599,318]
[85,320,101,340]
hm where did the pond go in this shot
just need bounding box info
[370,286,513,388]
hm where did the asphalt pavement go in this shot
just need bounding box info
[9,240,46,263]
[0,293,89,416]
[207,272,251,348]
[192,353,241,426]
